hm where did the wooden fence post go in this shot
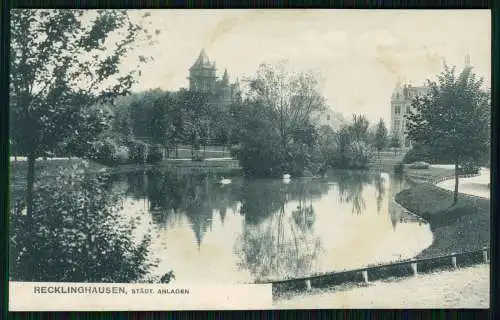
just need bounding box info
[483,247,489,263]
[305,280,312,291]
[451,253,457,269]
[361,270,369,284]
[410,262,418,276]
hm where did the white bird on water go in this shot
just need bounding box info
[283,174,291,184]
[220,177,232,185]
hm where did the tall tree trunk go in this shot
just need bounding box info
[26,151,36,218]
[454,160,459,204]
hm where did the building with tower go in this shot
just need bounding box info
[390,54,472,148]
[187,49,240,105]
[390,82,428,148]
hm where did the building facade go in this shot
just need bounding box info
[187,49,240,105]
[390,82,428,148]
[390,54,472,149]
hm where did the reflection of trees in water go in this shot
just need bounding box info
[121,169,242,245]
[235,181,326,281]
[333,170,374,214]
[239,181,287,225]
[373,173,386,214]
[240,179,330,226]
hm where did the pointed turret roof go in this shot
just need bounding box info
[222,68,229,84]
[190,48,214,70]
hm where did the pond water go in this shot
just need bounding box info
[113,169,433,283]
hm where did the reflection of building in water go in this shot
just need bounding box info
[388,174,426,230]
[388,173,405,231]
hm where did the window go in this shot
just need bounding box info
[394,120,400,132]
[401,105,405,114]
[326,115,331,121]
[395,105,401,115]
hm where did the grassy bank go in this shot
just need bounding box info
[395,183,490,259]
[404,166,456,184]
[10,157,240,198]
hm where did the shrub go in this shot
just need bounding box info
[403,145,432,164]
[88,138,119,166]
[408,161,430,169]
[128,140,149,164]
[147,144,163,164]
[458,162,480,175]
[344,140,372,169]
[115,146,130,164]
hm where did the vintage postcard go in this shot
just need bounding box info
[8,9,490,310]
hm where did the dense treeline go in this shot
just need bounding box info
[15,61,392,175]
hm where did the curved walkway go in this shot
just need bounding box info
[434,166,490,199]
[273,264,489,309]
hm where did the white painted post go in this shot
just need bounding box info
[410,262,418,276]
[361,270,369,284]
[305,280,312,291]
[483,247,489,263]
[451,253,457,269]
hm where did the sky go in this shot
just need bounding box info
[124,9,490,123]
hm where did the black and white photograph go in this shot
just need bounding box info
[8,9,491,310]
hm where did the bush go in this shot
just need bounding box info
[408,161,430,169]
[115,146,130,164]
[458,162,480,175]
[88,138,120,166]
[147,144,163,164]
[127,140,149,164]
[344,140,372,169]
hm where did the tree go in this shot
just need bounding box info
[335,127,351,167]
[239,62,326,177]
[389,134,401,155]
[9,9,154,217]
[406,63,490,204]
[348,114,370,142]
[9,165,158,282]
[374,118,389,156]
[176,89,211,159]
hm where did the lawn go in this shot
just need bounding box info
[404,166,456,183]
[168,145,232,159]
[395,183,490,259]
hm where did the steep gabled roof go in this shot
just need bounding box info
[190,48,215,70]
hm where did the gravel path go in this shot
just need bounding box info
[436,168,490,199]
[274,264,489,309]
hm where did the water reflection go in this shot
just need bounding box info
[113,168,432,283]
